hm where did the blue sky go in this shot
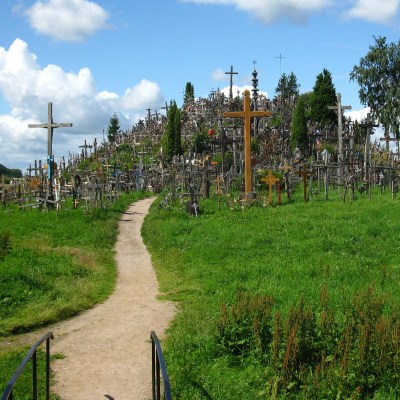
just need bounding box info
[0,0,399,170]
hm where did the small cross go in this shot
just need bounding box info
[275,53,286,75]
[261,171,280,205]
[296,164,315,202]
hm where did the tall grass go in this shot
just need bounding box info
[142,188,400,399]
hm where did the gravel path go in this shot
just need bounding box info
[2,198,175,400]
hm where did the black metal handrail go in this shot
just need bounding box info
[1,332,54,400]
[150,331,172,400]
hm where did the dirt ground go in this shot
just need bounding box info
[1,197,175,400]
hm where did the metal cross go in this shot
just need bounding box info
[225,65,238,102]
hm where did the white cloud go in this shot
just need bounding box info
[219,85,268,99]
[25,0,109,42]
[121,80,164,111]
[0,39,164,170]
[212,68,227,81]
[346,0,400,24]
[181,0,399,24]
[181,0,332,24]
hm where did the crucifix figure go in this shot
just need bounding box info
[296,163,315,202]
[225,65,238,102]
[262,171,280,205]
[328,93,351,184]
[28,102,72,203]
[223,90,271,194]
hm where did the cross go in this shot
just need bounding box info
[225,65,238,102]
[28,102,73,161]
[360,113,379,182]
[261,171,280,205]
[28,102,72,204]
[275,53,286,75]
[161,101,169,114]
[328,93,351,167]
[79,139,92,159]
[380,134,397,153]
[223,90,272,194]
[296,163,315,202]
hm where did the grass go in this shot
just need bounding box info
[0,191,149,398]
[0,191,149,336]
[142,186,400,399]
[0,348,61,400]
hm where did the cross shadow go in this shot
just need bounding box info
[104,395,114,400]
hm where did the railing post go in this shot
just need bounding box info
[46,337,51,400]
[32,351,37,400]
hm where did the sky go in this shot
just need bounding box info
[0,0,399,171]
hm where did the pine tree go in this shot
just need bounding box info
[164,101,182,161]
[309,69,337,128]
[291,95,309,154]
[183,82,195,109]
[107,113,120,143]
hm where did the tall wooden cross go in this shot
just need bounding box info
[28,102,72,202]
[360,113,379,182]
[262,171,280,205]
[328,93,351,173]
[225,65,238,101]
[296,163,315,202]
[28,102,73,162]
[223,90,271,194]
[275,53,286,75]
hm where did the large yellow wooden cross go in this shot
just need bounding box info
[223,90,271,194]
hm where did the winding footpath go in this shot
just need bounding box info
[3,197,175,400]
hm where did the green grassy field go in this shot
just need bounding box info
[0,191,149,396]
[142,188,400,399]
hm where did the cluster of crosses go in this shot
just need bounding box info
[2,65,399,210]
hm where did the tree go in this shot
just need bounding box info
[107,113,120,143]
[183,82,195,109]
[275,72,300,100]
[350,36,400,134]
[274,72,300,140]
[291,95,309,153]
[164,101,182,161]
[309,69,337,128]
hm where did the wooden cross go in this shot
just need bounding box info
[360,113,379,182]
[28,102,73,160]
[261,171,280,205]
[296,163,315,202]
[328,93,351,168]
[380,134,397,152]
[28,103,72,204]
[79,139,92,159]
[223,90,271,194]
[225,65,238,101]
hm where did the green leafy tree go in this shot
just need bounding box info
[164,101,182,161]
[183,82,195,109]
[107,113,120,143]
[350,36,400,134]
[309,69,337,128]
[291,95,309,153]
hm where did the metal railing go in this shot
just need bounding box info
[150,331,172,400]
[1,332,54,400]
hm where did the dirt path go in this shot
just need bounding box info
[2,198,175,400]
